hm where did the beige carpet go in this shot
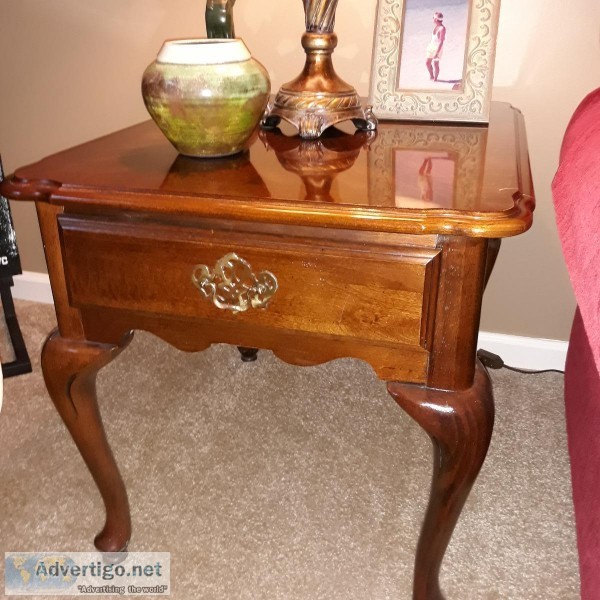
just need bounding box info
[1,300,580,599]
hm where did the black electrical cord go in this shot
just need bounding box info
[477,349,565,375]
[502,364,565,375]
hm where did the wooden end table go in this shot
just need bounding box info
[2,102,534,599]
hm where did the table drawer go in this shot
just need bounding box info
[59,216,440,349]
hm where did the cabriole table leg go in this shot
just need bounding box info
[387,362,495,600]
[41,329,133,552]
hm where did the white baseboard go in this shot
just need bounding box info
[477,331,568,372]
[12,271,54,304]
[10,271,569,371]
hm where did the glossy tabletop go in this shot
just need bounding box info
[5,102,533,237]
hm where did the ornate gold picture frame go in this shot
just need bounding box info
[369,0,501,123]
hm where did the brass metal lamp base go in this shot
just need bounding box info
[261,32,377,139]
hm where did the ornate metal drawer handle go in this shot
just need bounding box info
[192,252,278,313]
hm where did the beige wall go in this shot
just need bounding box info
[1,0,598,340]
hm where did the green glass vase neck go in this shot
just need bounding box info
[205,0,237,39]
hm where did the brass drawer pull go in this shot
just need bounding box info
[192,252,278,312]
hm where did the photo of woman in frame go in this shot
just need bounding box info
[398,0,469,91]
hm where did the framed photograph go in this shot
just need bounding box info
[368,123,488,210]
[369,0,501,123]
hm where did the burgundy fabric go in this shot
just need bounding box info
[565,309,600,600]
[552,87,600,600]
[553,88,600,370]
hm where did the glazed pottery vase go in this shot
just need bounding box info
[142,39,270,158]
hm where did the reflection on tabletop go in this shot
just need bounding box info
[393,150,457,209]
[153,117,496,212]
[160,150,271,199]
[259,127,373,202]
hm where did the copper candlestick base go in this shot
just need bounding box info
[261,32,377,139]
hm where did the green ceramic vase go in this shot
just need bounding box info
[142,39,270,158]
